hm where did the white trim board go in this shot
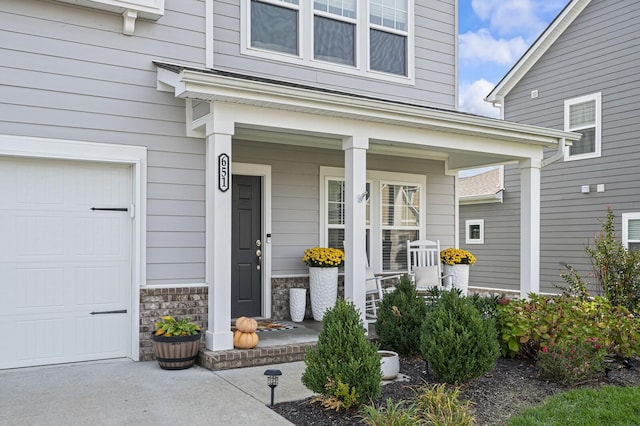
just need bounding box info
[0,134,147,362]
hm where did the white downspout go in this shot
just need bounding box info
[541,138,567,168]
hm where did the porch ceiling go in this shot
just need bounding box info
[156,62,580,171]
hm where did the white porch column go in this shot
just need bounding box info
[343,135,368,327]
[520,157,542,297]
[205,117,234,350]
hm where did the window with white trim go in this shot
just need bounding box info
[465,219,484,244]
[369,0,408,76]
[243,0,414,82]
[314,0,357,66]
[250,0,299,55]
[564,93,601,160]
[622,213,640,252]
[322,168,425,272]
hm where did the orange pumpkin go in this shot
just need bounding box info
[233,330,259,349]
[235,316,258,333]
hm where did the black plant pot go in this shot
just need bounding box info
[150,332,202,370]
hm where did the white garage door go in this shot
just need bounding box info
[0,157,132,369]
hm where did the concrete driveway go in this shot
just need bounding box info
[0,360,312,425]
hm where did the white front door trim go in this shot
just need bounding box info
[0,134,147,361]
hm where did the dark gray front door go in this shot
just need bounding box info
[231,175,262,318]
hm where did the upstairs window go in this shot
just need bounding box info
[564,93,601,161]
[623,213,640,252]
[369,0,408,76]
[314,0,357,66]
[250,0,299,56]
[242,0,414,83]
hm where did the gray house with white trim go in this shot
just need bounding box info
[0,0,577,369]
[460,0,640,295]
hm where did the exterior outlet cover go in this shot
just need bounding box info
[597,184,605,192]
[581,185,590,193]
[531,90,539,99]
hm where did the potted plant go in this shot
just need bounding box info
[440,248,476,295]
[302,247,345,321]
[151,315,202,370]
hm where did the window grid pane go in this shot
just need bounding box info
[314,16,356,66]
[369,0,407,31]
[570,100,595,128]
[628,219,640,240]
[382,230,418,271]
[381,184,420,227]
[370,29,407,76]
[314,0,356,19]
[569,128,596,156]
[327,180,345,225]
[251,0,298,55]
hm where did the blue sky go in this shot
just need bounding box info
[458,0,569,118]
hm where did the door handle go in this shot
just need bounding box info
[256,249,262,270]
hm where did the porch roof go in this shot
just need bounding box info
[155,62,580,171]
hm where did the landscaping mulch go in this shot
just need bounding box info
[272,355,640,425]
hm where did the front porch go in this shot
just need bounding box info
[199,320,322,371]
[155,62,580,355]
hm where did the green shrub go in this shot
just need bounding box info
[359,385,476,426]
[413,384,476,426]
[302,299,381,409]
[561,207,640,314]
[420,290,500,383]
[359,398,418,426]
[496,294,640,359]
[537,337,607,385]
[376,275,428,356]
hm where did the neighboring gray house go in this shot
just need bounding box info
[0,0,576,369]
[460,0,640,295]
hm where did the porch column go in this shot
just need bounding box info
[520,157,542,297]
[343,135,368,328]
[205,116,234,351]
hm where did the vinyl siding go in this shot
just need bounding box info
[233,140,455,275]
[461,0,640,294]
[0,0,208,286]
[2,0,456,287]
[212,0,457,110]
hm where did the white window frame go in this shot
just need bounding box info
[465,219,484,244]
[367,0,410,77]
[238,0,414,84]
[622,213,640,250]
[320,167,426,273]
[312,2,358,67]
[564,92,601,161]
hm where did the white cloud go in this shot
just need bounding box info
[471,0,566,38]
[459,79,500,118]
[459,29,528,65]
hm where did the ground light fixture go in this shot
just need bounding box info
[264,369,282,408]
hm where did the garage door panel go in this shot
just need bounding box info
[16,215,66,256]
[74,216,128,257]
[0,157,132,369]
[15,267,66,310]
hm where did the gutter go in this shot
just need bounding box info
[541,138,572,168]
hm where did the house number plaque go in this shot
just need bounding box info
[218,153,229,192]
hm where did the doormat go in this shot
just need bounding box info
[256,321,298,332]
[231,320,298,333]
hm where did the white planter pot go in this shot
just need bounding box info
[309,267,338,321]
[443,263,470,295]
[379,350,400,380]
[289,288,307,322]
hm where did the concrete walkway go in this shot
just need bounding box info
[0,359,313,426]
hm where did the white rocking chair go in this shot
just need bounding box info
[406,239,451,293]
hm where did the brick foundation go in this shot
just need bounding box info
[270,276,344,320]
[139,287,208,361]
